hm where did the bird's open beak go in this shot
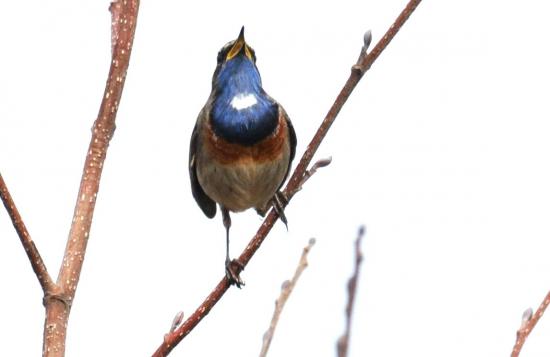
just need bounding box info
[226,26,253,61]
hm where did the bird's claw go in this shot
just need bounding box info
[225,259,245,288]
[272,191,288,229]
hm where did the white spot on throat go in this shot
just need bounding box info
[231,93,258,110]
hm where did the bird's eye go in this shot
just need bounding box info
[249,47,256,62]
[217,50,224,64]
[217,41,236,64]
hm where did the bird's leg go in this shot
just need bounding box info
[222,206,244,288]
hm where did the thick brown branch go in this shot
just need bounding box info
[42,1,140,356]
[511,290,550,357]
[337,226,365,357]
[152,1,421,355]
[0,173,55,293]
[259,238,315,357]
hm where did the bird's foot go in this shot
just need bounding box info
[225,258,245,288]
[272,191,288,229]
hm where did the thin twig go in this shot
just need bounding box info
[296,157,332,193]
[259,238,316,357]
[152,1,421,355]
[40,2,140,356]
[511,290,550,357]
[169,311,185,334]
[0,174,55,294]
[337,226,366,357]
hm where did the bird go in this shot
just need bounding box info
[189,27,297,288]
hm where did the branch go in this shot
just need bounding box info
[152,1,422,355]
[54,0,139,305]
[0,174,55,293]
[511,290,550,357]
[41,1,140,356]
[259,238,316,357]
[337,226,365,357]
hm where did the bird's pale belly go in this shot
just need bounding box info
[197,151,289,213]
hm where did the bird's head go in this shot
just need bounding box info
[208,27,279,145]
[212,27,260,90]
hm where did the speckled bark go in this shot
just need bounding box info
[41,1,140,356]
[43,301,69,356]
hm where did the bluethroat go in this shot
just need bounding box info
[189,27,296,287]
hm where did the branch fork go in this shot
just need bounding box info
[0,1,139,356]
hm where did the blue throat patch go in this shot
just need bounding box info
[211,56,278,146]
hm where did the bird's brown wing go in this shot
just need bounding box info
[189,111,217,218]
[279,106,297,188]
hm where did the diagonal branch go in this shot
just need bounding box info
[337,226,366,357]
[511,290,550,357]
[41,1,140,356]
[0,174,55,294]
[152,1,422,355]
[259,238,316,357]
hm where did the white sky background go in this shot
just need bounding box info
[1,0,550,356]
